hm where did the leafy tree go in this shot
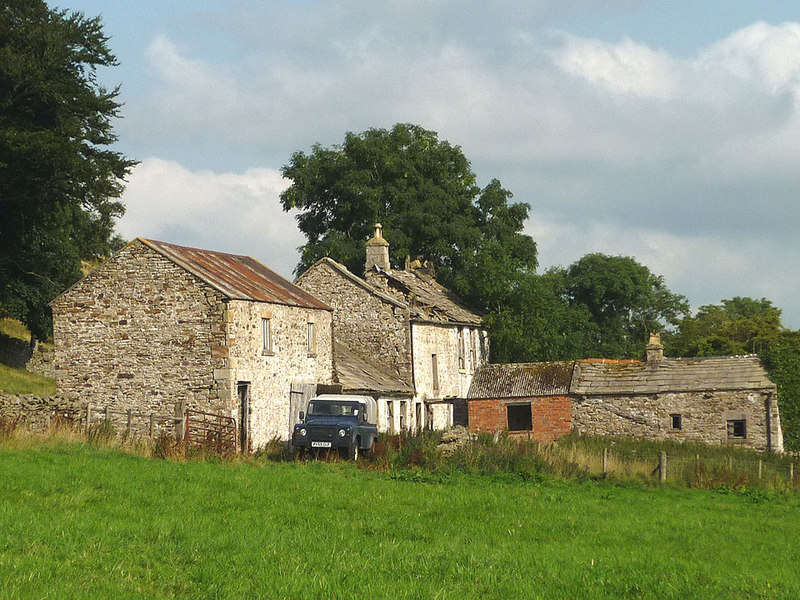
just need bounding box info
[563,254,689,358]
[0,1,135,341]
[666,297,782,357]
[280,123,536,285]
[486,268,596,363]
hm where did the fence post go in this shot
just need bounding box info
[790,463,795,482]
[659,451,667,482]
[602,447,608,474]
[149,413,155,439]
[727,456,732,470]
[695,454,700,475]
[86,404,92,433]
[758,459,763,480]
[126,409,132,435]
[175,401,187,442]
[104,405,109,424]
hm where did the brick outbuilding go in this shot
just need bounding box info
[467,362,573,441]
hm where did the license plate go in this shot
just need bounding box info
[311,441,332,448]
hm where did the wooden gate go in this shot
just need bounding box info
[185,409,237,454]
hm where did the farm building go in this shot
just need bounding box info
[468,362,573,442]
[51,238,334,450]
[296,223,489,432]
[468,335,784,452]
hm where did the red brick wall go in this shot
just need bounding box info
[468,396,571,442]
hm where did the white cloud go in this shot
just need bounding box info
[116,13,800,326]
[553,35,678,99]
[117,158,303,278]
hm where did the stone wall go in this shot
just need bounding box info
[297,261,412,383]
[0,394,80,430]
[224,300,333,445]
[51,241,229,419]
[469,396,571,442]
[411,323,486,401]
[572,390,783,452]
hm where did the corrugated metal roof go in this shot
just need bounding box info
[140,238,330,310]
[334,344,414,395]
[571,355,775,394]
[468,362,575,399]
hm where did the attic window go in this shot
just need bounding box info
[727,419,746,439]
[670,414,682,430]
[507,403,532,432]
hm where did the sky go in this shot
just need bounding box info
[63,0,800,328]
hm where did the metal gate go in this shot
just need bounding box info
[185,409,237,454]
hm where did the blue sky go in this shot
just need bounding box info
[62,1,800,328]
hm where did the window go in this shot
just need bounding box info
[670,414,682,430]
[307,322,315,356]
[261,317,272,354]
[469,329,477,371]
[431,354,439,392]
[507,403,532,432]
[458,328,465,370]
[727,419,746,439]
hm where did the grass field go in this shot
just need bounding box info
[0,318,55,395]
[1,442,799,599]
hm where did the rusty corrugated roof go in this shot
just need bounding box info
[140,238,330,310]
[467,362,575,399]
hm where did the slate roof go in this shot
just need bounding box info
[571,355,775,395]
[334,344,414,395]
[379,267,483,326]
[140,238,330,310]
[467,362,575,399]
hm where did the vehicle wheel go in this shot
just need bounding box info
[350,438,360,461]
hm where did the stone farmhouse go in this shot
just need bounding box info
[51,238,334,450]
[296,224,489,433]
[468,335,784,452]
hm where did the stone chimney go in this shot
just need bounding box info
[365,223,390,288]
[646,332,664,363]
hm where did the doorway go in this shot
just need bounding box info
[237,382,250,452]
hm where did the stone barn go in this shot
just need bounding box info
[570,335,783,452]
[296,223,489,432]
[51,238,334,449]
[467,362,573,441]
[467,335,784,452]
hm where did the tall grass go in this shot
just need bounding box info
[1,442,799,599]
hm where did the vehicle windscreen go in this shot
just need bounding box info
[307,401,361,417]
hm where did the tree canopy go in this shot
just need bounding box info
[0,1,135,341]
[280,123,537,289]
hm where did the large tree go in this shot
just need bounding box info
[280,123,536,287]
[0,1,135,341]
[562,253,689,358]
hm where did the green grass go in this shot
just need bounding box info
[0,318,55,394]
[0,362,56,395]
[1,443,799,599]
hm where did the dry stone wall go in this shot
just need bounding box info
[51,241,229,419]
[572,390,783,452]
[0,394,80,430]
